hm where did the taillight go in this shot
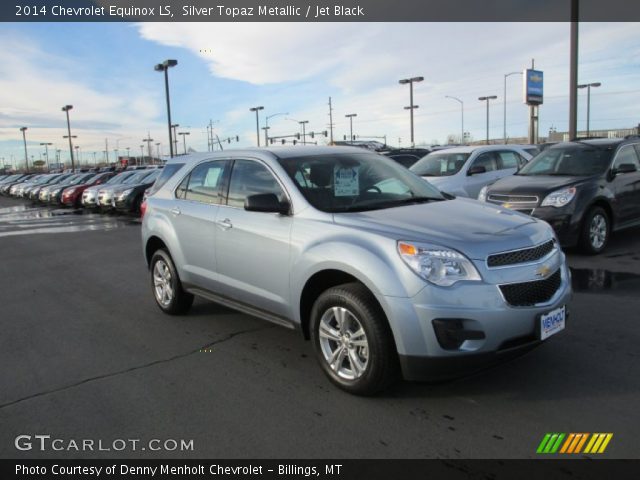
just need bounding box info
[140,200,147,218]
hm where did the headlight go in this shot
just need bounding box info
[541,187,576,208]
[478,185,488,202]
[397,241,481,287]
[65,188,76,195]
[51,188,61,195]
[119,188,133,197]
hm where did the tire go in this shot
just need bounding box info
[150,249,194,315]
[310,282,398,395]
[579,206,610,255]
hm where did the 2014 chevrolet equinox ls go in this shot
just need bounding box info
[141,147,571,395]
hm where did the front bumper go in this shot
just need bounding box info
[530,207,581,247]
[378,253,572,382]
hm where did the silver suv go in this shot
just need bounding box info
[141,147,571,395]
[410,145,533,198]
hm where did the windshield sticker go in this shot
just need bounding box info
[334,166,359,196]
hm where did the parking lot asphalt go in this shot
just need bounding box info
[1,195,639,459]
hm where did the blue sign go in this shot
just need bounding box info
[524,69,543,105]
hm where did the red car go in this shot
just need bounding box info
[61,172,115,208]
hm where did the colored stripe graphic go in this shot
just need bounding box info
[539,433,613,454]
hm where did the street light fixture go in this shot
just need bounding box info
[503,71,523,143]
[577,82,601,137]
[19,127,29,173]
[345,113,357,142]
[154,59,178,157]
[478,96,498,144]
[264,112,288,145]
[444,96,464,145]
[399,76,424,147]
[249,106,264,146]
[40,142,53,171]
[61,105,75,170]
[178,132,190,155]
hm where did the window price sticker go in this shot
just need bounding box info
[334,166,359,196]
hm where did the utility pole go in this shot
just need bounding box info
[143,133,154,162]
[569,0,579,140]
[328,97,335,144]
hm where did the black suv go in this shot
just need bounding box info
[479,137,640,254]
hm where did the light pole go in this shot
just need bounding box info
[178,132,190,155]
[478,96,498,145]
[345,113,357,141]
[503,71,523,143]
[577,82,601,137]
[139,145,144,165]
[399,76,424,147]
[75,146,81,165]
[143,133,154,162]
[156,142,161,159]
[154,59,178,157]
[249,106,264,146]
[299,120,309,145]
[171,124,180,155]
[61,105,75,170]
[444,96,464,144]
[264,112,288,145]
[40,142,52,171]
[20,127,29,173]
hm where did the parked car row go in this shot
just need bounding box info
[0,166,163,214]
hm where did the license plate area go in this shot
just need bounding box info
[538,305,566,340]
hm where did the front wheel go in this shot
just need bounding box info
[580,206,610,254]
[150,249,194,315]
[310,283,398,395]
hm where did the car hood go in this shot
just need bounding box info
[489,174,589,195]
[332,198,551,260]
[421,176,455,191]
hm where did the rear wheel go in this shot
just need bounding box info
[310,282,398,395]
[580,206,610,254]
[150,249,194,315]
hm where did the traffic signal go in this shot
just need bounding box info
[323,131,328,137]
[293,140,297,145]
[281,139,286,145]
[310,132,314,139]
[296,133,300,140]
[236,136,239,142]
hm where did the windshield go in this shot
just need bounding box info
[409,152,471,177]
[123,170,153,184]
[106,171,135,185]
[518,145,613,176]
[278,153,444,213]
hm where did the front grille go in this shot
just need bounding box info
[488,240,556,267]
[499,269,562,307]
[488,193,539,204]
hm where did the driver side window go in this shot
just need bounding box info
[612,145,640,170]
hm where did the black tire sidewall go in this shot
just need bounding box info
[310,283,397,395]
[150,249,192,314]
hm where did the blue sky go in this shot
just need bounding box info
[1,21,639,168]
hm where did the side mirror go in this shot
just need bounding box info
[467,165,486,176]
[244,193,290,215]
[614,163,638,175]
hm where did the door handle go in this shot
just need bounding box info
[170,207,181,215]
[216,218,233,229]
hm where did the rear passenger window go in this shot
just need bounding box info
[177,161,227,204]
[226,160,285,209]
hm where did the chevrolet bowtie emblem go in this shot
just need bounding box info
[536,265,551,277]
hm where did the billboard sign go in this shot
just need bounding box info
[524,69,544,105]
